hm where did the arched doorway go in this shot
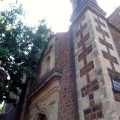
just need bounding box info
[40,115,47,120]
[36,114,47,120]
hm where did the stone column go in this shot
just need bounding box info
[72,9,120,120]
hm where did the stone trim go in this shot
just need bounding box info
[29,86,60,111]
[71,0,106,22]
[108,22,120,33]
[70,2,107,27]
[27,67,62,100]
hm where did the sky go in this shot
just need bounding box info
[0,0,120,33]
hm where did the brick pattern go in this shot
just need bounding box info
[57,33,79,120]
[78,33,90,48]
[80,61,94,77]
[78,45,93,62]
[94,16,119,70]
[76,14,94,81]
[84,103,104,120]
[95,16,120,104]
[102,50,119,64]
[81,79,104,120]
[73,12,104,120]
[57,34,70,70]
[109,26,120,57]
[76,14,85,27]
[81,79,99,97]
[108,6,120,29]
[76,23,87,38]
[99,37,113,50]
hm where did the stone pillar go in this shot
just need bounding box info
[72,7,120,120]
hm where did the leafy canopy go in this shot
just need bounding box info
[0,4,50,103]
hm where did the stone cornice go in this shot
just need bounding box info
[29,86,60,111]
[108,22,120,33]
[108,6,120,19]
[70,0,106,25]
[26,67,62,100]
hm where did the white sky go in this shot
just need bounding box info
[0,0,120,32]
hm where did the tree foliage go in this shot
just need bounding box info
[0,4,50,103]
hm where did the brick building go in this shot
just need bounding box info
[1,0,120,120]
[108,6,120,30]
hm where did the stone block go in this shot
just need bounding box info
[76,71,80,80]
[75,56,79,64]
[103,86,114,100]
[89,69,96,81]
[97,31,104,40]
[78,96,89,111]
[100,17,107,26]
[105,36,113,45]
[103,100,119,118]
[97,74,104,88]
[101,25,108,32]
[94,56,101,68]
[99,56,112,69]
[76,24,80,31]
[85,34,95,47]
[79,111,84,120]
[88,10,97,19]
[75,59,84,71]
[95,65,103,76]
[74,35,80,43]
[81,18,87,27]
[77,75,87,90]
[113,63,120,73]
[97,48,104,57]
[72,24,76,32]
[104,116,119,120]
[92,41,97,50]
[99,42,108,52]
[101,64,110,76]
[116,102,120,111]
[83,23,92,37]
[87,50,95,64]
[109,49,118,58]
[94,89,103,104]
[74,46,83,57]
[77,89,82,99]
[102,74,112,88]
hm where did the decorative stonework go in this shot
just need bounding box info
[84,103,104,120]
[81,79,99,97]
[28,80,60,120]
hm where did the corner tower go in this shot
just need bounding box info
[70,0,120,120]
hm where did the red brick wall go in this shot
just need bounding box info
[109,25,120,102]
[108,7,120,29]
[56,32,79,120]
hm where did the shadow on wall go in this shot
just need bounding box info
[0,106,17,120]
